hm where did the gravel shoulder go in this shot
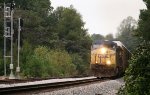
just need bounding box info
[33,78,125,95]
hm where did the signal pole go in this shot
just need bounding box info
[16,18,21,79]
[3,3,7,77]
[3,2,15,79]
[9,2,15,79]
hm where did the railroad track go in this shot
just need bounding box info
[0,78,50,84]
[0,77,107,94]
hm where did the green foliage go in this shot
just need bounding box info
[20,41,33,64]
[21,45,77,78]
[0,0,53,46]
[119,42,150,95]
[138,9,150,41]
[46,49,77,77]
[0,49,4,76]
[118,1,150,95]
[91,33,114,42]
[0,0,52,13]
[116,16,139,51]
[71,53,90,76]
[91,34,104,41]
[105,33,114,40]
[117,85,126,95]
[50,6,91,76]
[143,0,150,9]
[55,7,85,39]
[52,6,91,51]
[0,0,91,78]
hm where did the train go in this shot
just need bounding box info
[90,40,131,78]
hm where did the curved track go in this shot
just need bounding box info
[0,77,108,94]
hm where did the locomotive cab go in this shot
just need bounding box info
[90,40,130,78]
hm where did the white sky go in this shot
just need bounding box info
[50,0,146,36]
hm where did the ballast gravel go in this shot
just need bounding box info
[33,78,124,95]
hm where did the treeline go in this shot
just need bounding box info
[117,0,150,94]
[91,16,138,52]
[0,0,91,78]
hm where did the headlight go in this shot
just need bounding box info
[101,47,107,54]
[106,60,111,65]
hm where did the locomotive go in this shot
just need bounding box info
[90,40,131,78]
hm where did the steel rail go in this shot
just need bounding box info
[0,78,104,94]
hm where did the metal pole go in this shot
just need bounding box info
[18,18,20,68]
[11,10,13,70]
[3,3,7,77]
[9,8,15,79]
[16,18,21,79]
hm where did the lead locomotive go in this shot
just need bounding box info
[90,40,131,78]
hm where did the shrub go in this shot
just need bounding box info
[118,42,150,95]
[21,45,77,78]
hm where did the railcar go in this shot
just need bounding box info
[90,40,131,78]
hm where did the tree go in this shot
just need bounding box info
[0,0,54,77]
[137,0,150,41]
[91,33,104,41]
[0,1,92,77]
[105,33,114,40]
[116,16,138,51]
[118,1,150,95]
[52,6,92,76]
[118,42,150,95]
[0,0,54,47]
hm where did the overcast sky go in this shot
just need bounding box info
[50,0,146,36]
